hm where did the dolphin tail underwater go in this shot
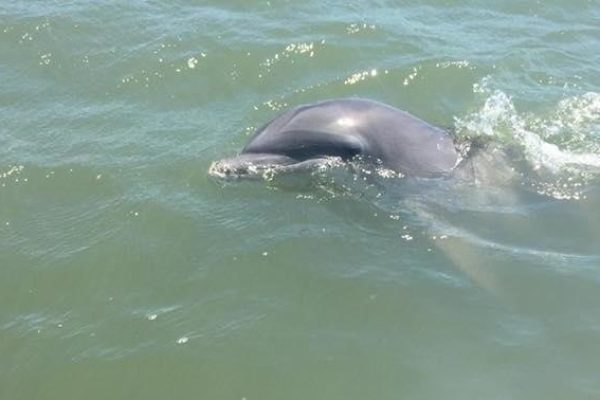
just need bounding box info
[209,98,460,179]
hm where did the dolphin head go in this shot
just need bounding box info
[208,153,297,179]
[208,152,346,180]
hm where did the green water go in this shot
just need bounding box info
[2,1,600,399]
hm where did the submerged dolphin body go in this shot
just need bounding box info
[209,98,459,178]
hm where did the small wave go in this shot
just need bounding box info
[442,224,600,281]
[541,92,600,147]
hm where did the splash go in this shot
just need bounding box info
[455,79,600,199]
[537,92,600,152]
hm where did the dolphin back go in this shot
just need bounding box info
[241,98,457,177]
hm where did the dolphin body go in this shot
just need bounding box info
[209,98,459,178]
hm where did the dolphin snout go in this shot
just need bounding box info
[208,158,248,178]
[208,153,298,179]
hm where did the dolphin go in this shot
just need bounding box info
[209,98,460,178]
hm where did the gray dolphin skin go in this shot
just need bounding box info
[209,98,459,178]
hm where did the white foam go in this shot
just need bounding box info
[456,82,600,174]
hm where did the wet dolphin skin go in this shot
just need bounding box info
[210,98,459,178]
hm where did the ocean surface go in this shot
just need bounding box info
[2,1,600,399]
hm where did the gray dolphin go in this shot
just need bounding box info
[209,98,459,178]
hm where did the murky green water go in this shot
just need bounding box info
[2,1,600,399]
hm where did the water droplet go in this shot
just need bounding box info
[177,336,189,344]
[187,57,198,69]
